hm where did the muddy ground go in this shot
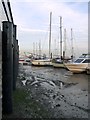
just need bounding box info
[3,64,90,119]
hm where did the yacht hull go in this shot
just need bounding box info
[31,59,52,66]
[64,63,88,73]
[52,62,65,68]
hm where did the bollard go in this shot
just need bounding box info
[13,25,17,91]
[2,21,13,114]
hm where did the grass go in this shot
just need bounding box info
[3,87,51,119]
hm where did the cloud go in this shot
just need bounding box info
[18,27,48,33]
[10,0,89,2]
[10,0,88,56]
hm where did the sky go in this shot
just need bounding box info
[10,0,88,57]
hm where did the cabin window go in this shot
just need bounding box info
[79,54,86,58]
[86,55,90,58]
[79,54,90,58]
[74,59,84,63]
[82,59,90,63]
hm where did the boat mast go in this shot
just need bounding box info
[63,28,66,59]
[54,39,56,58]
[36,42,37,58]
[33,42,35,56]
[71,28,74,61]
[49,12,52,59]
[39,40,41,59]
[59,16,62,60]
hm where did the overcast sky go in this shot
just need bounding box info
[10,0,88,57]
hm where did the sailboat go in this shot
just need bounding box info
[31,12,52,66]
[52,16,66,68]
[52,17,73,68]
[64,29,90,73]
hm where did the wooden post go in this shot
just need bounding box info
[16,40,19,80]
[2,21,13,114]
[13,25,17,90]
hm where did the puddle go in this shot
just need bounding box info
[65,71,73,76]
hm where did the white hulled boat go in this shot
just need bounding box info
[64,54,90,73]
[52,18,72,68]
[31,12,52,66]
[31,59,52,66]
[52,16,64,68]
[52,57,71,68]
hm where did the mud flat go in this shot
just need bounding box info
[3,64,89,119]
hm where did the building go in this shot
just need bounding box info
[0,0,19,118]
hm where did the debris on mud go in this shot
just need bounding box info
[3,65,89,118]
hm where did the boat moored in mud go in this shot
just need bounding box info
[64,54,90,73]
[31,59,52,66]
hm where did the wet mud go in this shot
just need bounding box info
[17,64,89,118]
